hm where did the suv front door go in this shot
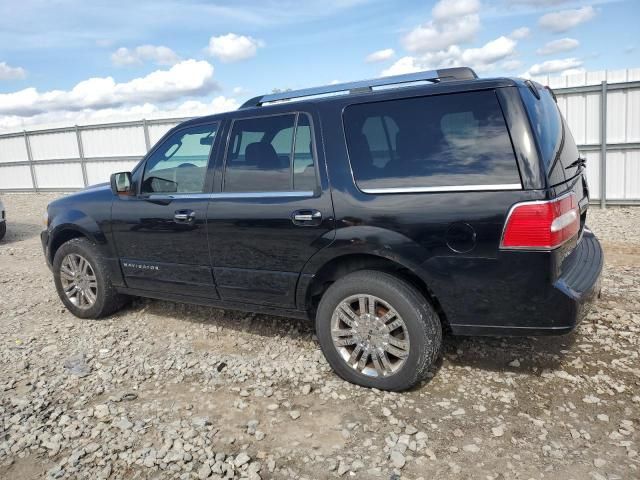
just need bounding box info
[111,122,220,298]
[207,111,334,308]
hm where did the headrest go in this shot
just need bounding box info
[245,142,281,170]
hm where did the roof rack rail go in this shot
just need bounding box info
[240,67,478,108]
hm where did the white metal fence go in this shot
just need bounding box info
[1,68,639,206]
[0,118,187,192]
[532,68,640,206]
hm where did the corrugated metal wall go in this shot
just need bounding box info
[0,118,182,192]
[533,68,640,205]
[0,69,639,205]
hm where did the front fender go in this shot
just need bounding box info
[49,209,105,245]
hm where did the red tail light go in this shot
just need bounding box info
[501,193,579,250]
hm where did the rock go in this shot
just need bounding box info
[235,452,251,467]
[301,384,312,395]
[63,353,91,377]
[94,404,110,420]
[491,426,504,437]
[289,410,301,420]
[593,458,606,468]
[198,463,212,479]
[463,444,480,453]
[508,359,521,368]
[390,451,406,469]
[192,417,211,427]
[583,395,601,404]
[114,417,133,431]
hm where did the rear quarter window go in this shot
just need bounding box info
[520,86,580,186]
[343,90,521,191]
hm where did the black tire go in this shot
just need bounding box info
[52,237,128,319]
[0,221,5,241]
[316,270,442,391]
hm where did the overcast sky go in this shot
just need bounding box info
[0,0,638,131]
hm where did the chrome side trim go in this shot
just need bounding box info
[210,191,314,199]
[147,191,314,201]
[361,184,522,194]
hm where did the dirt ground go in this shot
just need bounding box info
[0,192,638,480]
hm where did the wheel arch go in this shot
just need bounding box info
[48,227,92,264]
[301,252,449,330]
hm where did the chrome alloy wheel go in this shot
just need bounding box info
[59,253,98,309]
[331,294,410,378]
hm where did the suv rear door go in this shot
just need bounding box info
[206,110,334,308]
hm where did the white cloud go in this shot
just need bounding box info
[207,33,263,62]
[0,62,26,80]
[536,37,579,55]
[0,96,239,133]
[381,56,423,77]
[402,0,480,53]
[460,36,516,66]
[523,57,583,77]
[509,27,530,40]
[111,45,180,66]
[365,48,395,63]
[501,59,523,72]
[539,6,596,33]
[508,0,573,4]
[383,35,517,76]
[0,59,217,117]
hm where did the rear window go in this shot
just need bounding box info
[521,86,580,186]
[343,90,521,191]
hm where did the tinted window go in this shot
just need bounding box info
[224,113,317,192]
[142,124,218,194]
[344,91,520,190]
[293,115,316,191]
[521,86,580,185]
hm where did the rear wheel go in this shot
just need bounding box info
[316,270,442,391]
[53,237,127,319]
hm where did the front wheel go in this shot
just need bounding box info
[53,237,128,319]
[316,270,442,391]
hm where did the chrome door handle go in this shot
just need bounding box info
[292,210,322,225]
[174,210,195,222]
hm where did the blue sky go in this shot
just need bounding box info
[0,0,638,131]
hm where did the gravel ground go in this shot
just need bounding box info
[0,192,638,480]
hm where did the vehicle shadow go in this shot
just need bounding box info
[0,221,42,245]
[440,330,576,374]
[120,297,576,381]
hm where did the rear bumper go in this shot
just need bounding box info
[449,229,603,336]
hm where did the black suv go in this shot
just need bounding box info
[42,67,602,391]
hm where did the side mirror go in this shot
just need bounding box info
[110,172,132,195]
